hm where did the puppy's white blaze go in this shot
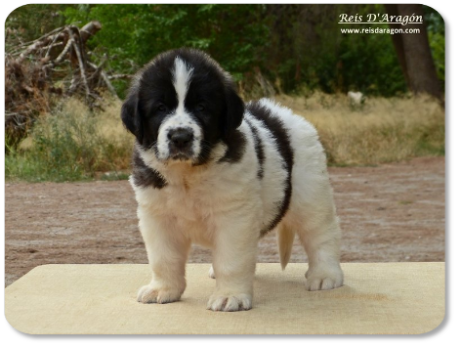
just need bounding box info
[154,57,202,161]
[172,57,193,112]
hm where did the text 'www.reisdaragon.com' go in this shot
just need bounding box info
[340,27,421,35]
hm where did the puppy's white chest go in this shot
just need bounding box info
[162,181,215,246]
[163,181,209,221]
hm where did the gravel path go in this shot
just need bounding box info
[5,157,445,286]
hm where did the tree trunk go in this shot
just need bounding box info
[384,4,409,86]
[387,4,442,101]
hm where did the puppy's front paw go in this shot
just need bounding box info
[206,293,252,312]
[137,284,182,304]
[305,265,344,291]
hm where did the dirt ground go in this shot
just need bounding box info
[5,157,445,287]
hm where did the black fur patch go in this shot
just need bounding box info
[247,101,294,236]
[131,148,167,189]
[218,129,247,163]
[245,118,265,179]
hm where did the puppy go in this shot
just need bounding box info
[121,48,343,312]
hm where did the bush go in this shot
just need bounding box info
[274,92,444,166]
[5,98,133,182]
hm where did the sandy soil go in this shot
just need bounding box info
[5,157,445,287]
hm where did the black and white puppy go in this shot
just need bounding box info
[121,48,343,312]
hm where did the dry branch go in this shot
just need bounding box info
[79,21,102,43]
[5,20,121,152]
[71,38,91,100]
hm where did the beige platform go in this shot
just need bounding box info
[5,263,444,335]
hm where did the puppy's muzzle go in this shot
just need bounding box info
[168,127,194,159]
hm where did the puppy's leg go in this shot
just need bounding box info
[299,221,343,291]
[294,198,344,291]
[137,210,190,304]
[207,213,259,312]
[296,214,344,290]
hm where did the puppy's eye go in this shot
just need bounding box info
[195,103,206,112]
[157,104,167,112]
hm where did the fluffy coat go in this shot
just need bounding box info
[121,48,343,312]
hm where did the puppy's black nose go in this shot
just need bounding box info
[168,128,193,149]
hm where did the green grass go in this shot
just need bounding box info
[5,98,133,182]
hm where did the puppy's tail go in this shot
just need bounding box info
[277,224,295,270]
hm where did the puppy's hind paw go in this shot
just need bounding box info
[305,266,344,291]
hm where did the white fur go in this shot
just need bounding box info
[131,98,343,311]
[172,57,193,108]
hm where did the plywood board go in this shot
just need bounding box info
[5,263,445,335]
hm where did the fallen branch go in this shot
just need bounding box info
[101,71,118,97]
[53,38,74,65]
[79,21,102,43]
[17,31,66,64]
[71,35,91,100]
[5,20,116,151]
[87,61,119,98]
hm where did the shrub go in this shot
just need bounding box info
[6,98,133,182]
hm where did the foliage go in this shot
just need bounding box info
[62,4,270,96]
[6,4,444,97]
[5,98,133,182]
[424,6,445,88]
[266,4,409,96]
[5,4,72,42]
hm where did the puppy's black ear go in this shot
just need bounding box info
[223,84,245,135]
[121,92,143,143]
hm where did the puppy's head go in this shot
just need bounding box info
[121,48,245,165]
